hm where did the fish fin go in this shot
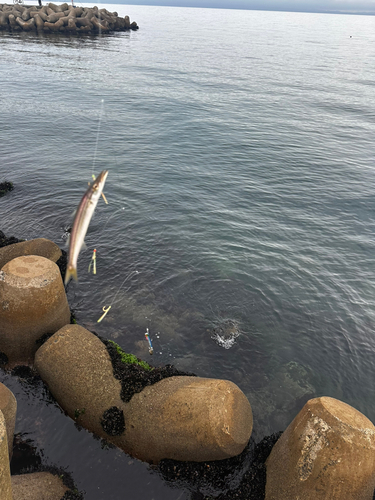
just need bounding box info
[64,265,78,285]
[65,233,70,248]
[80,240,87,251]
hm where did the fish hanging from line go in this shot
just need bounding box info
[65,170,108,285]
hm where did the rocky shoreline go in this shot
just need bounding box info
[0,3,138,34]
[1,221,375,499]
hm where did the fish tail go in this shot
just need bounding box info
[64,264,78,285]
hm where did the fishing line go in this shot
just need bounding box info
[110,269,139,307]
[91,99,105,177]
[97,268,139,322]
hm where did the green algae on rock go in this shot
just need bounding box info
[100,336,196,403]
[107,340,153,371]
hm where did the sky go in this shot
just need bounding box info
[103,0,375,14]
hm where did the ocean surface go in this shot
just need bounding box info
[1,3,375,498]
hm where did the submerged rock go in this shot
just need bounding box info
[0,182,13,198]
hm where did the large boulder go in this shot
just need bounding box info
[35,324,253,463]
[0,255,70,367]
[11,472,68,500]
[0,410,12,500]
[0,383,16,460]
[125,375,253,463]
[265,396,375,499]
[0,238,62,271]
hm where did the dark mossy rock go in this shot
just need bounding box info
[0,181,13,197]
[99,336,196,403]
[0,230,20,248]
[100,406,125,436]
[158,432,282,500]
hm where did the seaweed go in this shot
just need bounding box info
[100,406,125,436]
[158,432,283,500]
[98,335,196,403]
[0,181,14,198]
[0,230,20,248]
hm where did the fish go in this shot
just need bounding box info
[64,170,108,285]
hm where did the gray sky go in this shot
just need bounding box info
[105,0,375,14]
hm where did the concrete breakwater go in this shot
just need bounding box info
[1,234,375,498]
[0,3,139,33]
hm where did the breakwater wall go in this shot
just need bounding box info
[0,3,138,33]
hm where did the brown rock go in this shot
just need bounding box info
[0,411,12,500]
[36,9,47,21]
[0,255,70,367]
[76,16,92,27]
[46,11,65,22]
[0,238,62,271]
[21,7,33,21]
[0,11,8,27]
[16,16,35,30]
[47,3,61,13]
[35,324,253,463]
[35,325,125,437]
[67,17,77,31]
[265,396,375,500]
[125,375,253,463]
[8,14,21,30]
[91,16,109,32]
[34,14,44,30]
[11,472,68,499]
[0,384,16,460]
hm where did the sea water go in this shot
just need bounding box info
[1,4,375,498]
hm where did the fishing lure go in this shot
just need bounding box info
[88,248,97,274]
[145,328,154,355]
[98,305,111,323]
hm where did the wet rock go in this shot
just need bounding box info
[11,471,68,500]
[0,231,20,249]
[0,383,16,460]
[125,375,253,463]
[0,255,70,367]
[35,324,253,464]
[35,325,128,438]
[265,396,375,499]
[0,238,62,270]
[0,410,12,500]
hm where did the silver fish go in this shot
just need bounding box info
[65,170,108,285]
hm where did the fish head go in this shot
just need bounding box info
[92,170,109,191]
